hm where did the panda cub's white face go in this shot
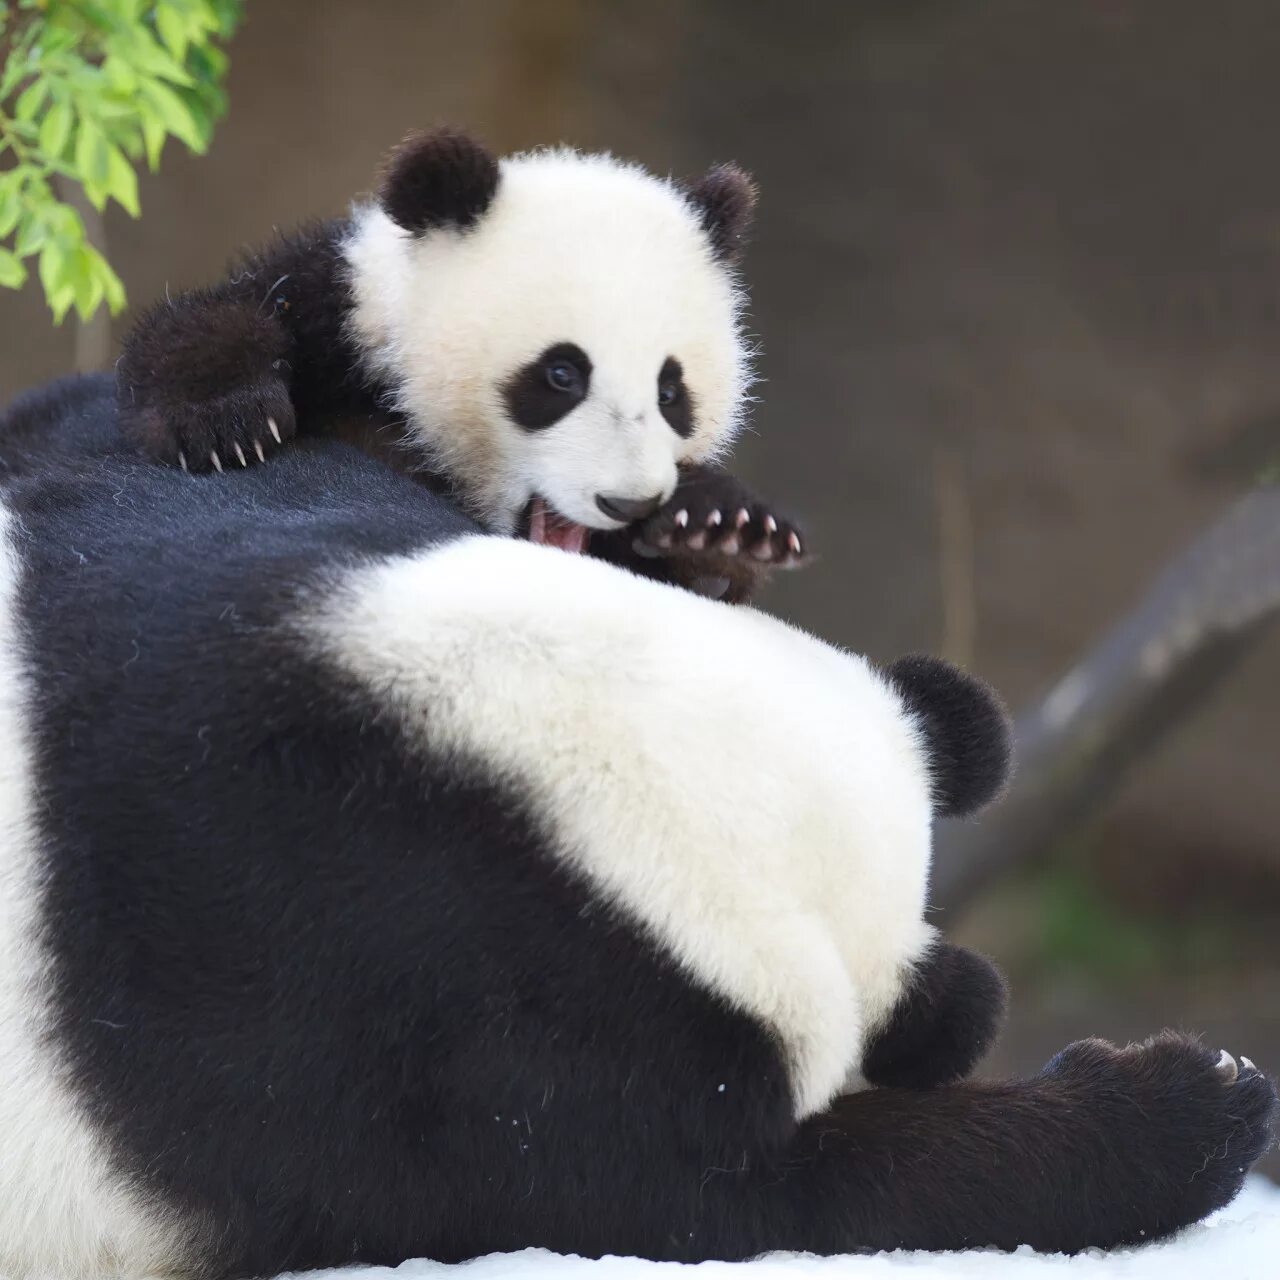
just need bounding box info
[343,137,753,547]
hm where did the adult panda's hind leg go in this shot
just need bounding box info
[717,1033,1276,1257]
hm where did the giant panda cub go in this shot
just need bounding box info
[116,128,804,602]
[0,375,1274,1279]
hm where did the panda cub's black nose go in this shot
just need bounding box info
[595,492,664,523]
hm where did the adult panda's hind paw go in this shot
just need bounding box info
[1039,1033,1278,1244]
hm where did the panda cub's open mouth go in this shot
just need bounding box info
[522,497,591,555]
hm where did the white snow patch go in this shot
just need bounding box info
[281,1176,1280,1279]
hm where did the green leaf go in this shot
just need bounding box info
[155,6,189,60]
[105,143,139,216]
[103,54,139,94]
[38,240,74,311]
[121,29,195,86]
[0,181,21,238]
[140,77,204,150]
[71,245,106,320]
[14,210,47,256]
[0,248,27,290]
[50,280,76,324]
[39,97,74,158]
[14,76,49,121]
[141,112,166,170]
[99,253,126,312]
[81,177,108,212]
[75,117,111,184]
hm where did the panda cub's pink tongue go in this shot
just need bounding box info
[527,497,590,555]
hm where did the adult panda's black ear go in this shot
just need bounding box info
[884,655,1013,819]
[379,128,501,235]
[687,163,757,263]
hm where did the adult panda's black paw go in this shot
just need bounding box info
[629,465,810,600]
[1040,1033,1278,1241]
[117,296,297,473]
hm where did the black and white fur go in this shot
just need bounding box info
[116,129,805,602]
[0,375,1273,1278]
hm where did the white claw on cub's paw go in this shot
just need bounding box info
[734,507,750,530]
[764,514,778,535]
[674,509,689,529]
[706,509,723,528]
[233,443,248,468]
[178,451,188,473]
[787,531,803,556]
[268,417,282,444]
[210,450,224,474]
[1242,1056,1257,1072]
[1216,1049,1239,1083]
[254,439,266,463]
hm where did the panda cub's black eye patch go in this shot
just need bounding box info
[504,342,592,431]
[658,357,694,438]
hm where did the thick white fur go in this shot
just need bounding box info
[0,510,199,1280]
[343,149,751,533]
[309,538,937,1118]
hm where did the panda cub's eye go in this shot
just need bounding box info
[546,361,583,393]
[657,356,693,438]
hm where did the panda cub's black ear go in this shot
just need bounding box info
[884,655,1013,819]
[379,128,501,235]
[687,163,757,263]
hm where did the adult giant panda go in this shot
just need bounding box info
[0,376,1273,1279]
[116,129,805,603]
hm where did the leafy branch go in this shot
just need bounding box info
[0,0,239,322]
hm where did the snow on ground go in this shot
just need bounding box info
[286,1175,1280,1280]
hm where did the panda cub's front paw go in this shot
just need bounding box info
[631,467,809,572]
[124,376,297,475]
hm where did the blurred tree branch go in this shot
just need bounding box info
[933,482,1280,913]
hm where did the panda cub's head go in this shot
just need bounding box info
[343,128,754,545]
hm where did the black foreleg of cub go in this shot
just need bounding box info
[714,1034,1276,1257]
[116,221,366,472]
[862,940,1008,1089]
[592,463,810,604]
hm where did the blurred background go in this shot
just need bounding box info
[2,0,1278,1168]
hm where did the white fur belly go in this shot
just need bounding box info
[308,535,937,1117]
[0,511,194,1280]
